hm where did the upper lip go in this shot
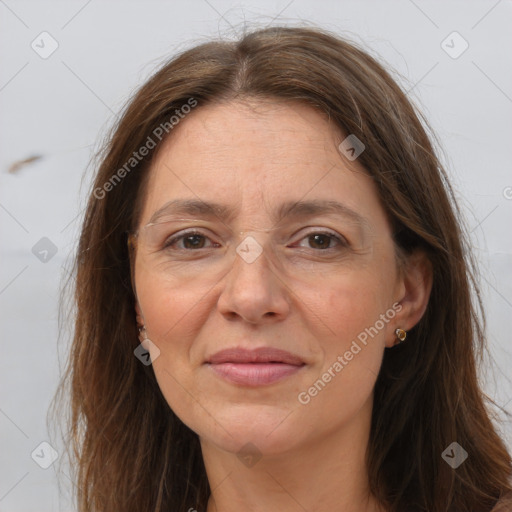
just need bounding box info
[207,347,305,365]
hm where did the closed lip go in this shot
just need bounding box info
[206,347,305,366]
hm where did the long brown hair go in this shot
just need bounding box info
[51,25,512,511]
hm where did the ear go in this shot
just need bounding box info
[135,301,144,328]
[386,250,433,348]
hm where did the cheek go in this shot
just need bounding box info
[134,269,212,433]
[307,268,394,380]
[303,260,395,344]
[134,268,208,403]
[135,265,209,345]
[326,285,388,362]
[295,284,389,422]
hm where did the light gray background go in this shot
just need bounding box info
[1,1,511,510]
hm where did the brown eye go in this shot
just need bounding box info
[181,234,207,249]
[295,230,346,251]
[163,231,217,250]
[307,233,334,249]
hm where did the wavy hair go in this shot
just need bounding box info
[52,25,512,511]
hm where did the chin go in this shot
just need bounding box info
[195,403,303,456]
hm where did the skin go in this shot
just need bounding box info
[133,99,432,512]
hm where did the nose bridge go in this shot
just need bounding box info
[230,230,274,285]
[217,230,289,322]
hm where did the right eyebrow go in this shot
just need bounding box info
[147,198,237,225]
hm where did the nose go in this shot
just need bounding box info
[216,236,290,324]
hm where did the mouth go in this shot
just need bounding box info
[205,347,306,386]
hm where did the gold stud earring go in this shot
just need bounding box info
[395,328,407,343]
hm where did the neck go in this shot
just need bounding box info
[201,397,384,512]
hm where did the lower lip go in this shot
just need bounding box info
[207,362,304,386]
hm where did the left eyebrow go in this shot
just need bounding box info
[147,198,370,229]
[277,199,370,229]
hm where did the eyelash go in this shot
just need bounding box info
[163,229,348,252]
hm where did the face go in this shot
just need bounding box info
[133,99,408,456]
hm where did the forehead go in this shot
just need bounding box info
[152,98,343,170]
[137,99,388,232]
[165,99,342,163]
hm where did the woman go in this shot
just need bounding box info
[55,26,512,511]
